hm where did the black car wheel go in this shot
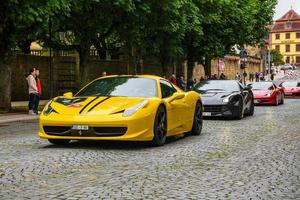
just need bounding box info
[189,101,203,136]
[48,139,70,145]
[274,95,279,106]
[280,93,284,104]
[152,105,167,146]
[248,99,254,116]
[235,99,244,120]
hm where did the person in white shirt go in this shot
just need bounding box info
[26,68,39,115]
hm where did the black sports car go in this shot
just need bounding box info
[193,80,254,119]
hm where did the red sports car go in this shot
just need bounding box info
[280,81,300,96]
[250,82,284,105]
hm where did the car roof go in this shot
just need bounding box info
[97,74,164,81]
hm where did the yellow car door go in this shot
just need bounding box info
[160,80,185,135]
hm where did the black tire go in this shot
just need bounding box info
[248,99,254,116]
[280,93,284,105]
[274,95,279,106]
[189,101,203,135]
[48,139,70,145]
[235,99,244,120]
[151,105,167,146]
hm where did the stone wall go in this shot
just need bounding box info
[11,54,262,101]
[193,56,262,80]
[11,54,77,101]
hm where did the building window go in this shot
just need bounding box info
[275,34,280,40]
[297,44,300,52]
[286,44,290,52]
[286,33,290,39]
[297,32,300,38]
[286,56,290,63]
[275,45,280,50]
[296,56,300,64]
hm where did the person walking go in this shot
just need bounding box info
[178,76,186,90]
[169,74,177,85]
[235,72,241,81]
[255,72,259,82]
[35,69,42,114]
[26,68,39,115]
[220,73,226,80]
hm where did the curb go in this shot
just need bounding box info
[0,115,39,124]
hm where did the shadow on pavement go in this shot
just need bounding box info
[40,134,188,150]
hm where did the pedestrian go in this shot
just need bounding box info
[169,74,177,85]
[270,73,274,81]
[26,68,39,115]
[249,72,254,82]
[235,72,241,81]
[186,78,195,90]
[35,69,42,114]
[178,76,186,90]
[259,72,264,81]
[255,72,259,82]
[220,73,226,80]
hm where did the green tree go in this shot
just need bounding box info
[0,0,72,111]
[271,49,284,66]
[184,0,276,78]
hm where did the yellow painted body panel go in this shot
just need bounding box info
[38,75,202,142]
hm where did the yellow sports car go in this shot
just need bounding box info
[39,75,203,146]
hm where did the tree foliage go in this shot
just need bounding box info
[271,49,284,66]
[0,0,277,110]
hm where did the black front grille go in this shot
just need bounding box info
[44,126,127,137]
[43,126,70,134]
[204,105,224,113]
[94,127,127,136]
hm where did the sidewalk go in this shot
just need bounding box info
[0,100,49,124]
[0,113,39,124]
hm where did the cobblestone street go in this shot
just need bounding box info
[0,99,299,200]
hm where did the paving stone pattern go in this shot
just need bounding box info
[0,99,299,200]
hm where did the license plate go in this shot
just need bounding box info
[254,100,259,103]
[203,112,211,116]
[72,125,89,130]
[285,93,292,95]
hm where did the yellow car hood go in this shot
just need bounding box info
[50,96,147,116]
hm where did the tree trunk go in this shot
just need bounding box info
[187,59,195,80]
[159,51,171,77]
[78,42,91,86]
[0,57,12,111]
[204,56,212,76]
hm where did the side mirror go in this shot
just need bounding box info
[168,92,185,103]
[245,85,252,90]
[63,92,73,98]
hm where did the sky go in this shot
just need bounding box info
[274,0,300,20]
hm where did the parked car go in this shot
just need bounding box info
[280,81,300,96]
[193,80,254,119]
[39,75,203,146]
[249,81,284,105]
[280,64,294,70]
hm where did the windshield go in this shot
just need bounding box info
[194,81,240,93]
[282,81,299,87]
[251,82,273,90]
[76,77,158,97]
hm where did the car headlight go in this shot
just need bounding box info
[123,100,149,117]
[222,94,235,103]
[266,92,272,97]
[223,96,230,103]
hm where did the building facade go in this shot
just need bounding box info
[269,9,300,67]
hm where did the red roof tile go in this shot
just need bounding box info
[276,9,300,22]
